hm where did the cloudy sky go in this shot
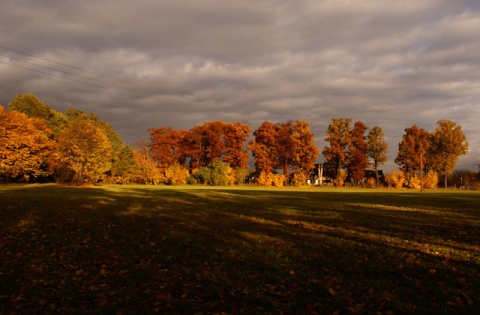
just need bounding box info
[1,0,479,172]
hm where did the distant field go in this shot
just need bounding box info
[1,185,479,314]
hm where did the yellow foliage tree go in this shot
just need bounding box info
[0,106,55,182]
[134,140,164,185]
[55,119,112,184]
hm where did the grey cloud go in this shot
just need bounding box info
[1,0,479,171]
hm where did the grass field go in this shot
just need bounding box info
[1,184,479,314]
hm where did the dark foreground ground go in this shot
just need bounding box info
[1,185,479,314]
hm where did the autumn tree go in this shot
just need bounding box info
[395,125,430,178]
[276,121,296,176]
[322,118,352,177]
[183,121,251,170]
[110,145,138,184]
[428,120,468,188]
[290,120,319,178]
[149,127,188,169]
[250,120,318,184]
[134,139,163,185]
[367,126,388,187]
[65,108,137,183]
[8,93,68,137]
[222,122,252,168]
[55,119,112,184]
[347,121,369,184]
[248,121,280,174]
[0,105,55,182]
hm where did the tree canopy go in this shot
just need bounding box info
[428,120,468,188]
[1,93,473,188]
[0,105,55,182]
[367,126,388,187]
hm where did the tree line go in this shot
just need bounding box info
[0,93,471,188]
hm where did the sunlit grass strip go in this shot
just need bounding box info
[283,219,479,264]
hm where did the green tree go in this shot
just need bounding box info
[8,93,68,137]
[55,119,112,184]
[0,105,55,182]
[367,126,388,187]
[428,120,468,188]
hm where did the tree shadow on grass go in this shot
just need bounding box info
[1,185,479,314]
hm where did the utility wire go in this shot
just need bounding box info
[0,60,106,88]
[0,53,105,84]
[0,46,135,85]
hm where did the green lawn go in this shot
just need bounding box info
[1,185,479,314]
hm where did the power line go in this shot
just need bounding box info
[0,60,106,88]
[0,46,135,85]
[0,46,168,99]
[0,53,105,84]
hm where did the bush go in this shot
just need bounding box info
[292,173,308,187]
[386,170,405,189]
[334,169,348,187]
[407,174,421,189]
[193,161,230,186]
[272,174,286,187]
[365,177,376,188]
[231,167,249,185]
[257,171,285,187]
[164,163,189,185]
[423,171,439,189]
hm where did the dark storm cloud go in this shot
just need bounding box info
[1,0,479,171]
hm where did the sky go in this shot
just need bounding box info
[1,0,479,172]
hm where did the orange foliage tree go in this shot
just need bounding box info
[250,120,318,183]
[347,121,369,184]
[153,121,251,171]
[0,105,55,182]
[322,118,352,177]
[248,121,280,174]
[395,125,430,176]
[149,127,188,169]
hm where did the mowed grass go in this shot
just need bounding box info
[1,185,479,314]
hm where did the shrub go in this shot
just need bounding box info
[257,171,285,187]
[272,174,286,187]
[231,167,249,185]
[365,177,376,188]
[193,161,230,186]
[164,163,189,185]
[386,170,405,189]
[407,174,421,189]
[335,169,348,187]
[292,172,308,187]
[423,171,439,189]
